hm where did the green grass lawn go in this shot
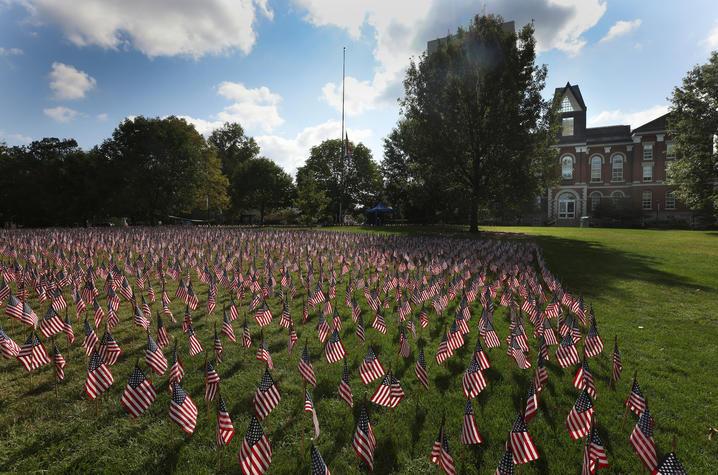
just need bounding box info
[0,226,716,474]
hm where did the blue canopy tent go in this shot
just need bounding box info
[366,203,394,226]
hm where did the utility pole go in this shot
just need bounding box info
[339,46,346,226]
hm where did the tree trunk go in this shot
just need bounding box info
[469,198,478,233]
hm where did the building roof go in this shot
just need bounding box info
[554,82,586,110]
[585,125,631,144]
[633,113,670,134]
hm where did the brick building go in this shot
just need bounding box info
[548,83,691,226]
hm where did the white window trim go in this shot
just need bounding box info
[611,154,624,182]
[590,155,602,182]
[665,191,676,210]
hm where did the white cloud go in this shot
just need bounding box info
[599,19,642,43]
[19,0,272,58]
[49,62,96,100]
[0,47,23,56]
[256,120,372,174]
[0,130,32,145]
[96,112,108,121]
[588,104,669,129]
[44,106,81,123]
[702,22,718,49]
[321,76,381,116]
[180,82,284,135]
[296,0,607,116]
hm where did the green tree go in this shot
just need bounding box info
[295,174,330,225]
[208,122,260,178]
[296,138,382,223]
[667,51,718,219]
[99,116,229,223]
[394,15,557,231]
[232,157,295,224]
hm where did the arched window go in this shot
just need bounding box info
[590,155,602,182]
[557,192,576,219]
[561,155,573,179]
[611,154,624,181]
[590,192,602,211]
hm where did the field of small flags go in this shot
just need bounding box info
[0,226,715,474]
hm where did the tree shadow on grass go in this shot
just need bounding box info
[527,234,713,300]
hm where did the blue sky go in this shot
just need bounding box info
[1,0,717,175]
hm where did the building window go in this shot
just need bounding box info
[560,97,574,112]
[643,143,653,160]
[666,191,676,210]
[562,117,574,136]
[590,192,602,211]
[643,164,653,182]
[666,141,676,159]
[557,192,576,219]
[611,154,624,181]
[590,156,602,182]
[561,155,573,179]
[642,191,652,210]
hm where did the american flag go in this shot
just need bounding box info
[99,331,122,365]
[352,405,376,470]
[324,329,346,363]
[304,389,320,437]
[254,368,281,420]
[582,422,609,475]
[556,333,580,368]
[51,342,66,381]
[435,332,453,365]
[298,344,317,387]
[145,334,167,375]
[584,315,604,358]
[287,323,298,354]
[216,396,235,447]
[17,332,51,371]
[462,356,487,399]
[355,314,365,342]
[338,357,353,407]
[39,308,64,338]
[59,314,72,346]
[169,382,198,434]
[371,312,387,335]
[415,346,429,389]
[254,302,272,327]
[279,301,292,328]
[630,408,657,471]
[222,311,236,342]
[429,422,456,475]
[20,301,38,328]
[242,318,253,348]
[310,444,330,475]
[169,347,185,386]
[186,325,204,356]
[461,399,483,445]
[359,347,385,385]
[214,328,223,363]
[418,306,429,328]
[495,447,515,475]
[204,361,221,401]
[121,365,156,418]
[653,452,686,475]
[239,415,272,475]
[480,316,501,349]
[398,325,410,358]
[524,382,539,423]
[509,336,531,370]
[566,390,594,440]
[182,306,193,333]
[256,339,273,369]
[0,326,20,358]
[509,414,539,464]
[574,356,597,396]
[157,313,170,348]
[82,319,98,356]
[5,294,23,321]
[625,377,647,416]
[474,336,490,369]
[133,305,150,331]
[369,371,404,408]
[612,337,623,384]
[85,350,114,400]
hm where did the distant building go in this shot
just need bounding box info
[548,82,690,226]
